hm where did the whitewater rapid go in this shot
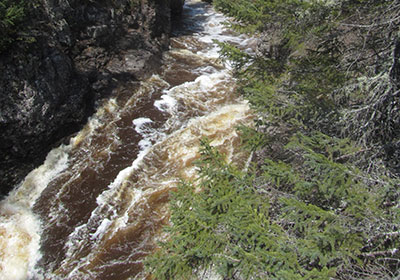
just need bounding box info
[0,1,256,279]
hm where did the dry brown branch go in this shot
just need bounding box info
[361,248,399,258]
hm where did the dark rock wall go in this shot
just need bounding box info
[0,0,184,196]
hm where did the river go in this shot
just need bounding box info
[0,1,255,279]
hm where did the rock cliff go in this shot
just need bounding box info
[0,0,184,196]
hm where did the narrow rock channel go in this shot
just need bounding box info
[0,1,256,279]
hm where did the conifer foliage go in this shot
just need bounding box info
[146,139,400,279]
[0,0,26,52]
[146,0,400,279]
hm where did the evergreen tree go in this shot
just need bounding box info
[146,0,400,279]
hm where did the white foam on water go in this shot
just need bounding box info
[60,172,149,280]
[154,94,177,113]
[133,118,158,152]
[61,113,164,268]
[71,98,118,147]
[0,144,71,280]
[0,209,43,280]
[68,97,252,264]
[169,70,231,99]
[104,163,135,194]
[90,218,112,240]
[185,0,256,61]
[132,117,168,167]
[113,188,149,231]
[0,1,256,279]
[7,145,70,208]
[132,117,153,134]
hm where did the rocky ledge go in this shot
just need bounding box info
[0,0,185,196]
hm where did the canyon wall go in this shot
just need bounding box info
[0,0,184,196]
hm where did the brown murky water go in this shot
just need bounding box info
[0,1,256,279]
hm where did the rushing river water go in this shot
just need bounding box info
[0,1,256,279]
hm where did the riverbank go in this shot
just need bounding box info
[0,0,184,196]
[0,1,256,278]
[146,1,400,279]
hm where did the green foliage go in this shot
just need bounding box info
[146,0,400,279]
[146,140,400,279]
[215,0,400,138]
[262,131,400,279]
[0,0,26,52]
[213,0,328,35]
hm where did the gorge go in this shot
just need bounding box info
[0,0,255,279]
[2,0,400,279]
[0,0,184,196]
